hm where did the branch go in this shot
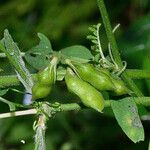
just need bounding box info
[97,0,122,66]
[0,97,150,119]
[97,0,143,97]
[0,109,37,119]
[105,97,150,107]
[126,69,150,79]
[0,103,81,119]
[0,74,37,88]
[1,68,150,88]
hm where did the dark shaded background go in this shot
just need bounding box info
[0,0,150,149]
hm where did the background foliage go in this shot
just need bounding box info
[0,0,150,149]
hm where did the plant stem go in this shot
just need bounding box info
[121,76,143,96]
[97,0,143,96]
[97,0,122,66]
[0,69,150,88]
[0,109,37,119]
[0,103,81,119]
[0,75,20,88]
[126,69,150,79]
[0,98,150,119]
[34,115,46,150]
[60,103,81,111]
[0,74,37,88]
[105,97,150,107]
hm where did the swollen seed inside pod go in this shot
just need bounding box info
[37,65,54,86]
[75,63,115,91]
[65,68,105,112]
[32,83,52,100]
[112,78,129,96]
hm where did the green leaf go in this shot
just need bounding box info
[0,89,9,96]
[2,29,33,93]
[25,33,53,70]
[60,45,93,63]
[111,98,144,143]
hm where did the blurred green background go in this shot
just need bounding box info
[0,0,150,149]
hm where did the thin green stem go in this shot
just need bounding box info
[61,103,81,111]
[122,75,143,96]
[105,97,150,107]
[97,0,143,96]
[0,74,37,88]
[126,69,150,79]
[1,69,150,88]
[0,75,20,88]
[97,0,122,66]
[0,103,80,119]
[0,97,150,119]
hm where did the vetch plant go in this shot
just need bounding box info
[0,0,150,149]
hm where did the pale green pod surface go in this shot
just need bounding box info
[96,67,110,76]
[38,64,55,86]
[112,78,129,96]
[75,63,115,91]
[65,69,105,112]
[32,82,52,100]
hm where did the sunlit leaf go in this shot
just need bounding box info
[2,29,33,93]
[0,89,9,96]
[111,98,144,143]
[60,45,93,63]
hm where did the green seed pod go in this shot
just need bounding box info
[31,57,58,100]
[75,63,115,91]
[96,67,110,76]
[112,78,129,96]
[65,68,105,112]
[32,82,52,100]
[38,64,54,86]
[38,57,58,85]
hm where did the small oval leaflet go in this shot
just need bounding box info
[60,45,93,63]
[111,97,144,143]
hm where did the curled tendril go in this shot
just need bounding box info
[116,61,127,76]
[108,43,127,75]
[108,40,127,76]
[107,24,127,76]
[87,22,126,76]
[112,24,120,33]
